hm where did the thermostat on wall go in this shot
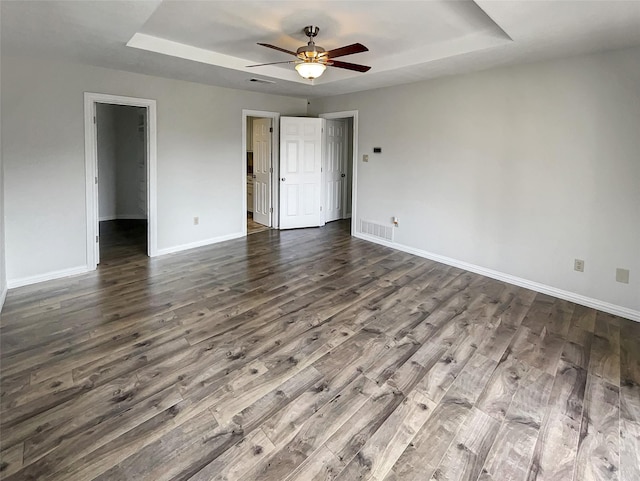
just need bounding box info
[373,147,382,153]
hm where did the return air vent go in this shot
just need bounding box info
[360,220,394,242]
[248,78,276,84]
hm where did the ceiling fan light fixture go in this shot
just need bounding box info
[251,26,370,77]
[295,61,326,80]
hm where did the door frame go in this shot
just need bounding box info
[319,110,359,234]
[242,110,280,234]
[84,92,158,269]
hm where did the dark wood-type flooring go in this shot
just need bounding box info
[247,213,270,235]
[99,220,147,262]
[1,220,638,481]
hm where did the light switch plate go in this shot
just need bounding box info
[363,154,369,162]
[616,268,630,284]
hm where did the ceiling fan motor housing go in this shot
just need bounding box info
[297,44,325,60]
[297,26,325,60]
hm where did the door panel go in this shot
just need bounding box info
[286,141,299,173]
[252,118,272,226]
[286,185,298,216]
[279,117,323,229]
[324,119,346,223]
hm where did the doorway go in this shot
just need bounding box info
[84,93,158,269]
[324,117,354,224]
[241,110,358,235]
[320,111,358,235]
[278,114,356,231]
[96,104,148,261]
[242,110,279,236]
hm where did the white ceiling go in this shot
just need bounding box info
[2,1,640,99]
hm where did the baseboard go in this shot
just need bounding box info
[7,265,90,289]
[354,233,640,322]
[156,232,245,256]
[0,284,7,312]
[99,215,147,221]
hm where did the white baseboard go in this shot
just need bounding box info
[7,265,90,289]
[355,233,640,323]
[99,215,147,221]
[155,232,245,256]
[0,284,7,312]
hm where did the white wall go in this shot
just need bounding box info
[115,105,146,219]
[0,97,5,311]
[97,104,147,220]
[0,6,6,309]
[97,103,118,220]
[2,55,306,284]
[310,46,640,316]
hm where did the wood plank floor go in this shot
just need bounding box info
[247,213,270,235]
[1,220,638,481]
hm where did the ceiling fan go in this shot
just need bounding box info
[248,26,371,80]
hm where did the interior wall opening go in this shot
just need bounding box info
[246,115,274,235]
[96,103,148,263]
[241,110,356,237]
[324,117,354,225]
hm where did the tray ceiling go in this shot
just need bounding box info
[2,1,640,98]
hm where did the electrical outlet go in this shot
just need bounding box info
[193,216,199,225]
[574,259,584,272]
[616,268,630,284]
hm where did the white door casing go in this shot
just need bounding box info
[279,117,324,230]
[324,119,347,223]
[84,92,158,270]
[252,118,272,227]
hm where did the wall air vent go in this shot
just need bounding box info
[248,78,276,84]
[360,220,394,242]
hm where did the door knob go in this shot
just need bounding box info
[341,173,346,178]
[281,177,286,181]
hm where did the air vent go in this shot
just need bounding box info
[248,78,276,84]
[360,220,393,242]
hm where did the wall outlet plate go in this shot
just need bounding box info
[574,259,584,272]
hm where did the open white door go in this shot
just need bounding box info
[252,118,272,226]
[324,119,347,223]
[279,117,324,229]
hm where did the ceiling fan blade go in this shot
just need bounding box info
[329,60,371,73]
[324,43,368,59]
[257,43,298,57]
[247,60,296,67]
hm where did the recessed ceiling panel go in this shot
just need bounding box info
[131,0,512,84]
[3,1,640,98]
